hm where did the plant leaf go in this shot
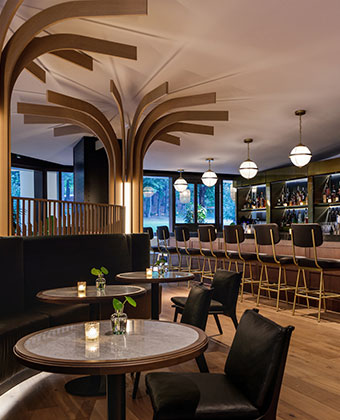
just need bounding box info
[125,296,137,307]
[113,298,123,313]
[101,266,109,275]
[91,267,99,276]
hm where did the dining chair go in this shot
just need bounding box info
[132,284,213,399]
[198,225,226,282]
[254,224,296,311]
[145,309,294,420]
[290,223,340,322]
[171,269,241,334]
[223,225,259,301]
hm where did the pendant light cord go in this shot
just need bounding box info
[299,114,302,145]
[247,142,250,160]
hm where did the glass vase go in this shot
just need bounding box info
[96,276,106,293]
[111,312,127,335]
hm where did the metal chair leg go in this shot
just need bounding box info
[276,266,282,311]
[195,354,209,373]
[132,372,141,399]
[213,314,223,334]
[257,265,264,306]
[292,269,300,316]
[302,269,310,309]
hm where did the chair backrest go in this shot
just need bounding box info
[198,225,217,242]
[254,223,280,245]
[224,309,294,417]
[223,225,245,244]
[143,227,154,240]
[291,223,323,248]
[181,284,214,331]
[175,225,190,242]
[157,225,170,241]
[211,270,241,317]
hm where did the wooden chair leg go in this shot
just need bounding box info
[195,354,209,373]
[173,307,180,322]
[213,313,223,335]
[132,372,141,399]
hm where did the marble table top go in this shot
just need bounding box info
[116,271,195,284]
[14,320,208,375]
[36,285,146,304]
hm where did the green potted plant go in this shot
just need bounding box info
[91,266,108,291]
[111,296,137,334]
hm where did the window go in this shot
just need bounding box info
[61,172,74,201]
[222,180,236,225]
[197,184,215,224]
[175,184,194,223]
[11,167,34,198]
[47,171,59,200]
[143,176,170,232]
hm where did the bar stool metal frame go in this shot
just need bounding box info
[290,223,340,322]
[143,227,158,265]
[254,224,296,311]
[223,225,259,301]
[156,225,179,271]
[198,225,226,282]
[174,226,201,274]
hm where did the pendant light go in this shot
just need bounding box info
[201,158,218,187]
[143,186,155,198]
[289,110,312,168]
[179,188,191,203]
[173,169,188,192]
[239,138,258,179]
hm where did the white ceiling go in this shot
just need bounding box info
[5,0,340,173]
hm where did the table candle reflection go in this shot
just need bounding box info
[85,322,100,340]
[85,340,100,358]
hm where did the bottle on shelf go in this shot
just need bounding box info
[277,183,307,207]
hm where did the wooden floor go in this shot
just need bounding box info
[1,283,340,420]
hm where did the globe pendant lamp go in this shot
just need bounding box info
[289,110,312,168]
[239,138,258,179]
[173,169,188,192]
[201,158,218,187]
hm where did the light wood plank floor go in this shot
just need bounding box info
[1,283,340,420]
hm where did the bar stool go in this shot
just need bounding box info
[223,225,259,301]
[198,225,226,282]
[291,223,340,322]
[156,225,179,270]
[143,227,159,265]
[254,224,295,311]
[174,226,201,274]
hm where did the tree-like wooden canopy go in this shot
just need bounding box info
[0,0,229,235]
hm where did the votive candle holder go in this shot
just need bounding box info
[85,321,100,341]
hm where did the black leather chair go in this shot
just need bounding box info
[132,284,213,399]
[157,225,179,270]
[291,223,340,322]
[143,226,159,265]
[174,225,201,274]
[254,224,295,311]
[145,309,294,420]
[171,270,241,334]
[223,225,259,301]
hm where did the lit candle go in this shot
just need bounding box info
[77,281,87,296]
[146,267,153,278]
[85,322,100,340]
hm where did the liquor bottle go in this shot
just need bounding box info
[332,184,336,202]
[323,179,328,203]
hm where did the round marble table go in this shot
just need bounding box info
[14,319,208,420]
[36,285,146,397]
[116,271,195,320]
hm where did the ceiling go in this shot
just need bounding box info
[5,0,340,173]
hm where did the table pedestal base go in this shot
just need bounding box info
[64,375,106,396]
[107,374,125,420]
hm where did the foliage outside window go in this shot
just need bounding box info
[197,184,215,224]
[62,172,74,201]
[143,176,170,232]
[223,180,236,225]
[175,184,194,223]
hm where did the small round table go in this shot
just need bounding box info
[36,285,146,397]
[37,285,146,320]
[14,319,208,420]
[116,271,195,320]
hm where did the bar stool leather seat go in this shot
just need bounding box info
[178,247,201,255]
[171,296,224,312]
[159,245,177,253]
[235,252,257,261]
[200,249,225,258]
[295,256,340,270]
[259,254,293,265]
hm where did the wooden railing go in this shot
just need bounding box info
[11,197,125,237]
